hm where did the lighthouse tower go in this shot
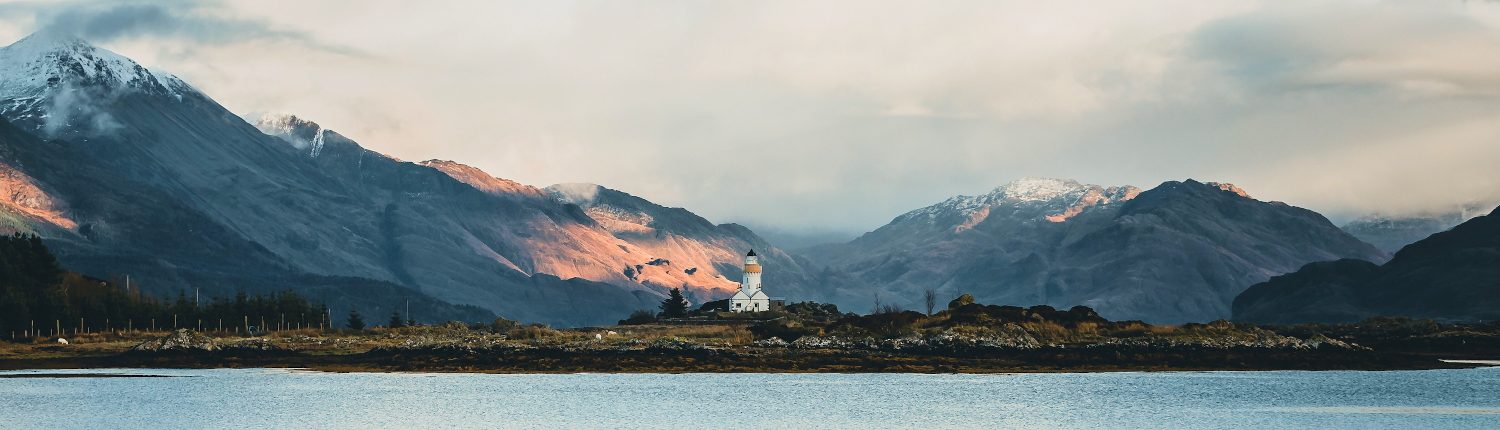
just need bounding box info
[729,250,770,312]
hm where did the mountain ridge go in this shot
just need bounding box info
[0,32,822,325]
[811,178,1387,322]
[0,34,661,325]
[1235,205,1500,324]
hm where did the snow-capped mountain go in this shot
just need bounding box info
[813,179,1387,323]
[0,31,194,136]
[895,178,1141,227]
[0,31,1405,325]
[0,33,681,325]
[0,31,191,99]
[812,178,1142,265]
[0,32,830,325]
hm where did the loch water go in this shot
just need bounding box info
[2,367,1498,429]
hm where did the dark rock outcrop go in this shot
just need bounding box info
[1234,205,1500,324]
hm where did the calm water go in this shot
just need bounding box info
[2,367,1498,429]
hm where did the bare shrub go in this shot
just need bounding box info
[507,324,560,340]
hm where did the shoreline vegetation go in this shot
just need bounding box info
[3,301,1497,373]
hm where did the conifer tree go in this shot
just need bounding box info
[388,311,405,328]
[659,288,689,318]
[347,309,366,331]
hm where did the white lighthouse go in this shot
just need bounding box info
[729,250,770,312]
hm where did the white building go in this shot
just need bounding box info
[729,250,770,312]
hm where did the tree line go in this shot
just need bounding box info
[0,233,331,339]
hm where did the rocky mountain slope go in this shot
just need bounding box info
[810,178,1388,323]
[0,107,493,323]
[0,32,799,325]
[1234,205,1500,324]
[542,183,838,303]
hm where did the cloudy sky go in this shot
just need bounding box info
[3,0,1499,234]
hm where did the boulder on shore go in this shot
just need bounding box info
[130,329,218,352]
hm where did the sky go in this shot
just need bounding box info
[2,0,1499,234]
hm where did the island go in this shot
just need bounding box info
[3,296,1497,373]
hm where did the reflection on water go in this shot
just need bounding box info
[1,367,1499,429]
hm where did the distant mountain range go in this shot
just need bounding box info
[808,178,1387,323]
[0,32,809,326]
[3,31,1492,326]
[1234,205,1500,324]
[1340,205,1492,253]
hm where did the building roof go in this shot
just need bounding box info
[746,249,757,257]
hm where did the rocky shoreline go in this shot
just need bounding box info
[0,325,1486,374]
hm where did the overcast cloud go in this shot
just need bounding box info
[2,0,1498,233]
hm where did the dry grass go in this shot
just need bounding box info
[1107,322,1151,338]
[508,325,561,340]
[1021,321,1070,343]
[1074,321,1100,335]
[1149,325,1180,335]
[606,324,754,345]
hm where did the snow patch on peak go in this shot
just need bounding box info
[899,177,1139,226]
[1206,182,1251,199]
[250,113,326,157]
[3,31,91,59]
[926,177,1095,215]
[547,183,603,205]
[251,112,315,133]
[992,177,1087,202]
